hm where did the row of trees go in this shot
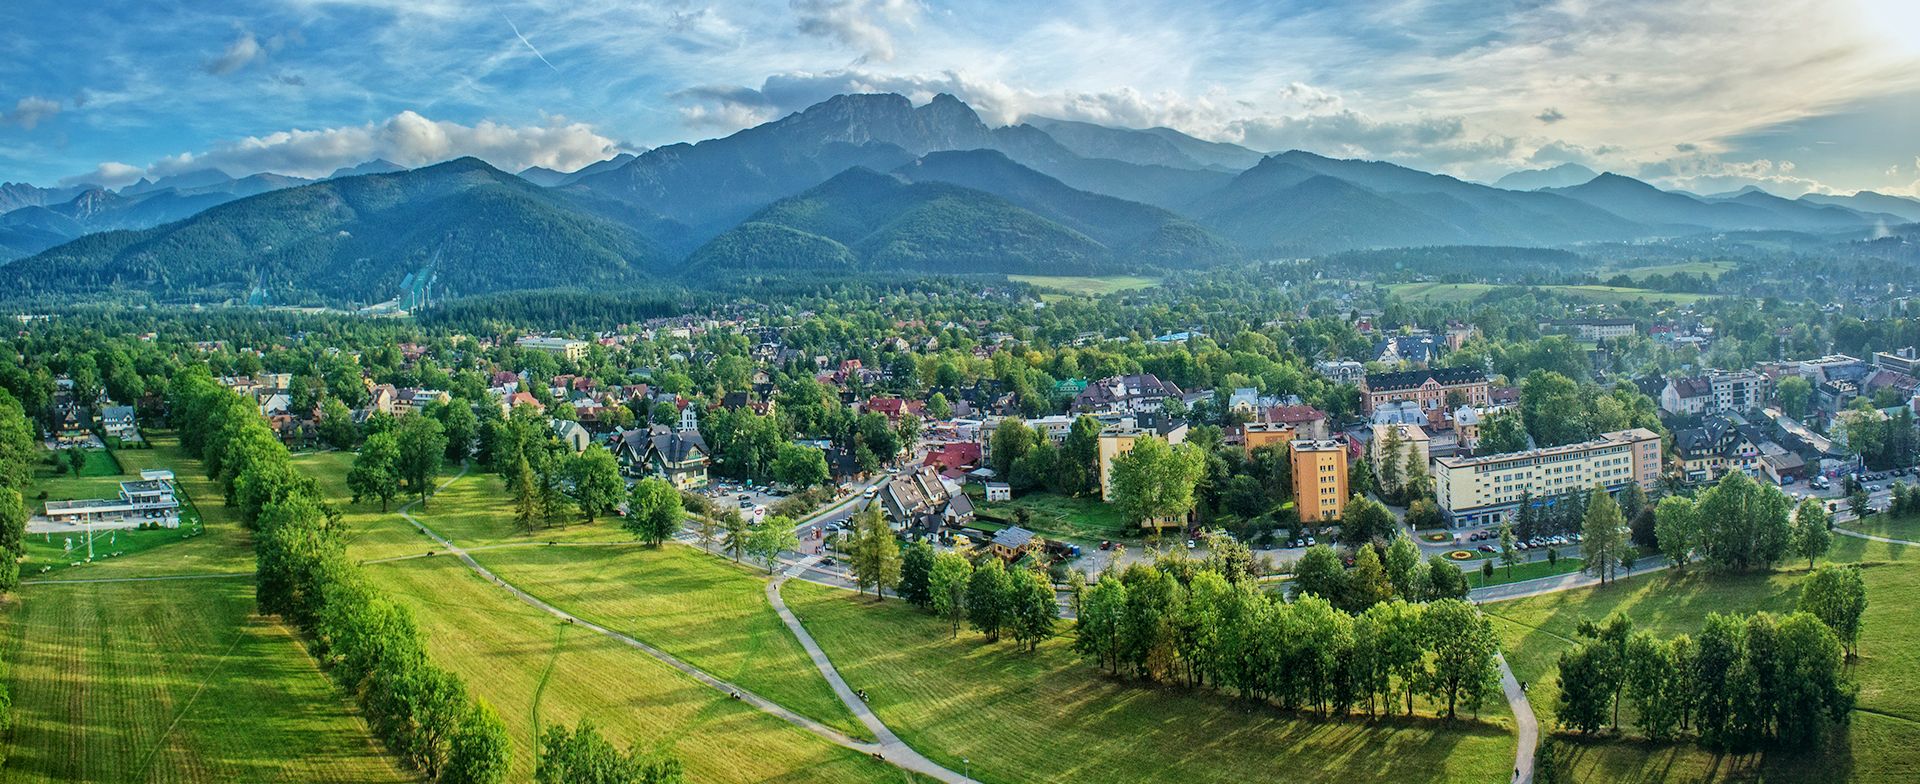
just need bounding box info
[1291,537,1472,613]
[535,720,683,784]
[169,370,510,782]
[0,389,32,758]
[1555,571,1861,750]
[895,537,1060,650]
[1077,561,1502,719]
[1651,472,1829,572]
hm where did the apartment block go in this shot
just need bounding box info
[1290,439,1349,523]
[1432,428,1662,527]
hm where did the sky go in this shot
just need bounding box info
[3,0,1919,196]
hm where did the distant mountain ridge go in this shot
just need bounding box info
[5,91,1912,300]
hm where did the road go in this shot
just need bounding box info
[392,463,970,783]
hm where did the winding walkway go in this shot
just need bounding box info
[389,465,969,782]
[1833,527,1919,547]
[767,556,977,783]
[1495,653,1536,784]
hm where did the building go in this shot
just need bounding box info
[615,427,710,489]
[1360,368,1490,415]
[99,405,137,440]
[988,526,1043,562]
[1372,334,1447,366]
[54,404,89,445]
[1264,404,1332,439]
[1709,371,1767,415]
[43,471,181,527]
[552,419,592,453]
[1290,439,1349,523]
[1370,423,1430,477]
[1242,422,1296,456]
[1095,413,1190,502]
[1672,416,1759,483]
[516,336,589,362]
[876,466,973,531]
[1432,428,1662,527]
[1660,376,1713,417]
[1073,374,1184,415]
[1313,359,1366,387]
[1873,347,1920,376]
[984,482,1012,502]
[1548,318,1636,341]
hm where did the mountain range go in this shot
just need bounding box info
[3,91,1916,304]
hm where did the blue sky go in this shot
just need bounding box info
[3,0,1918,195]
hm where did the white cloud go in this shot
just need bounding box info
[204,30,265,76]
[2,96,62,129]
[59,162,145,188]
[791,0,919,62]
[60,111,623,184]
[1636,154,1828,196]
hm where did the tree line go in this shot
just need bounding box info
[1078,556,1502,720]
[1554,565,1864,749]
[0,388,35,761]
[1652,471,1830,573]
[168,369,510,782]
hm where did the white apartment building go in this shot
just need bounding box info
[1433,428,1662,527]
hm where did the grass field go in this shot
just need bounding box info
[1008,275,1160,298]
[972,489,1134,543]
[1839,511,1920,542]
[782,579,1514,784]
[1484,541,1920,782]
[474,544,868,739]
[1597,260,1737,282]
[1471,556,1587,588]
[293,454,913,782]
[1,437,415,784]
[1386,282,1715,306]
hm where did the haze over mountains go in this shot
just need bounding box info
[2,92,1916,305]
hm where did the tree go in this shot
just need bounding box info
[899,541,936,608]
[510,454,540,532]
[968,557,1013,641]
[536,719,683,784]
[722,510,750,562]
[1520,370,1587,447]
[569,446,625,524]
[1291,544,1346,603]
[1848,486,1871,520]
[771,443,830,490]
[1478,409,1530,454]
[848,506,901,599]
[0,487,25,592]
[1107,436,1206,534]
[1776,375,1813,419]
[928,552,973,637]
[1339,495,1396,545]
[1423,555,1468,600]
[694,504,719,554]
[1799,564,1867,659]
[1404,497,1443,530]
[990,418,1035,477]
[347,432,402,512]
[1345,544,1392,612]
[440,701,511,784]
[1385,534,1421,600]
[1422,599,1501,719]
[439,403,479,463]
[1498,520,1520,577]
[624,478,682,546]
[1653,495,1699,569]
[1580,486,1628,585]
[746,518,799,574]
[318,398,360,449]
[1480,560,1494,584]
[1791,497,1831,570]
[1377,425,1405,497]
[1074,574,1128,673]
[1009,568,1060,651]
[396,415,449,509]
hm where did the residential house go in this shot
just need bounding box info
[1360,368,1490,415]
[988,526,1043,562]
[1372,334,1447,366]
[99,405,137,440]
[876,466,973,531]
[1291,439,1349,523]
[1660,376,1713,417]
[1672,416,1759,483]
[1313,359,1366,387]
[553,420,592,453]
[1073,374,1183,415]
[1264,404,1331,439]
[1370,423,1430,479]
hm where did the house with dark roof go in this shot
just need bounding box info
[1371,334,1447,366]
[1072,374,1183,414]
[989,526,1043,562]
[615,427,710,489]
[1359,368,1489,415]
[1661,376,1714,417]
[876,466,972,532]
[99,405,137,440]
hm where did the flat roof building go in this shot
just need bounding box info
[44,478,182,528]
[1290,439,1349,523]
[1433,428,1661,527]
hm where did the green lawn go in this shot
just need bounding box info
[1484,547,1920,782]
[782,580,1514,784]
[1471,556,1587,588]
[1008,275,1160,298]
[474,544,869,739]
[1,557,406,783]
[1597,260,1736,282]
[358,555,915,784]
[972,489,1134,544]
[1839,510,1920,543]
[298,453,910,782]
[1386,282,1714,306]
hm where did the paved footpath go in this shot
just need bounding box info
[768,556,977,783]
[1496,653,1536,784]
[1834,527,1919,547]
[392,464,970,782]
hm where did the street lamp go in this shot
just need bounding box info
[964,758,970,779]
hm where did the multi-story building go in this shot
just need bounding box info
[1241,422,1296,456]
[1360,368,1490,415]
[1546,318,1636,341]
[516,336,589,362]
[1073,374,1183,415]
[1873,347,1920,376]
[1661,371,1767,417]
[1290,439,1349,523]
[1672,416,1759,483]
[1313,359,1366,387]
[1432,428,1662,527]
[1095,413,1189,503]
[1370,423,1430,478]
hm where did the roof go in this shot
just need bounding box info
[100,405,135,420]
[1363,367,1487,393]
[1266,404,1327,424]
[992,526,1036,550]
[1669,376,1713,399]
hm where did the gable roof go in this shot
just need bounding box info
[1363,367,1486,393]
[992,526,1036,550]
